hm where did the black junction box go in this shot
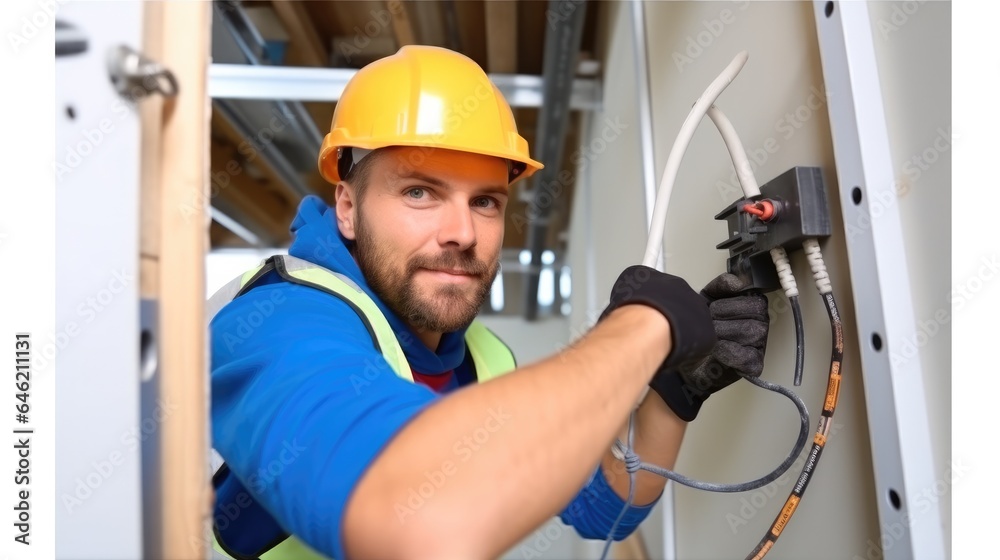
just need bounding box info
[715,167,832,293]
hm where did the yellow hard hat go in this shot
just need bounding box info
[318,45,543,186]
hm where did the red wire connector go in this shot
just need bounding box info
[742,199,778,222]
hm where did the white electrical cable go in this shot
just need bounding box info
[706,106,760,198]
[802,238,832,294]
[770,246,799,298]
[604,49,823,560]
[642,51,750,269]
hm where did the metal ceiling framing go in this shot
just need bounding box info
[207,63,602,109]
[521,0,589,320]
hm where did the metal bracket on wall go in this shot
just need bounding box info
[107,44,179,99]
[812,2,945,559]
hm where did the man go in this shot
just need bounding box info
[209,45,769,560]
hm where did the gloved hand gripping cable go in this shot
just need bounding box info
[598,53,842,560]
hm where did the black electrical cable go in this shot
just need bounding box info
[745,291,843,559]
[790,296,805,386]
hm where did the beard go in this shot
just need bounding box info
[353,211,499,334]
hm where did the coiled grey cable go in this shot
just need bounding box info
[611,374,809,493]
[600,410,638,560]
[601,52,817,560]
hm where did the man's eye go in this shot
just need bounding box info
[405,188,425,199]
[473,197,497,209]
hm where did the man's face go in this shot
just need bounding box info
[339,147,508,335]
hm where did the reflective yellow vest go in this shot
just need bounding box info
[208,255,516,560]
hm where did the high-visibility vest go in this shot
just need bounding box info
[208,255,516,560]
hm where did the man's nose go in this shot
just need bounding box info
[437,201,476,251]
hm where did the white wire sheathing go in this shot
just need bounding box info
[706,106,760,198]
[642,51,750,269]
[770,246,799,298]
[802,238,832,294]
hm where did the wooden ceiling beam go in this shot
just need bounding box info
[454,0,487,68]
[485,0,518,73]
[270,0,328,67]
[388,0,417,47]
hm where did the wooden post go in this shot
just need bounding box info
[140,2,213,558]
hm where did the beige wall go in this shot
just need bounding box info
[867,1,952,551]
[567,1,949,558]
[645,3,878,558]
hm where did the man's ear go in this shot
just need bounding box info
[334,182,357,240]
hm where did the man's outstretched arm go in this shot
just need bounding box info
[343,267,716,560]
[597,272,773,512]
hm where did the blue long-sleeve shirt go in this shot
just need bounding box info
[210,196,659,559]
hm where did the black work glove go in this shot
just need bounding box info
[649,272,770,421]
[601,265,717,372]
